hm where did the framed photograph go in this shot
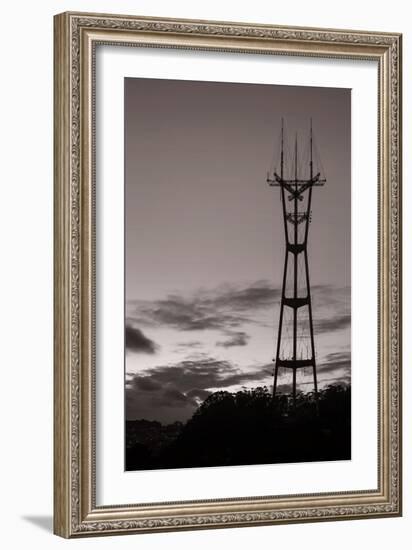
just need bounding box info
[54,12,402,538]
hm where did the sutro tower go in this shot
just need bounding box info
[267,119,326,405]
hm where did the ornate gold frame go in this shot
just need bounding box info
[53,11,402,538]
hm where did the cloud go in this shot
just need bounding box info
[132,377,161,392]
[130,295,230,331]
[128,357,269,392]
[162,387,191,406]
[312,285,350,309]
[128,280,280,333]
[315,314,351,334]
[318,351,351,376]
[274,351,350,392]
[186,388,212,401]
[126,383,198,423]
[210,282,281,311]
[125,350,351,422]
[125,356,272,421]
[176,341,203,350]
[216,331,249,348]
[128,282,350,341]
[125,325,159,354]
[305,286,351,336]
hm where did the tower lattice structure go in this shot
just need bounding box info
[267,120,326,405]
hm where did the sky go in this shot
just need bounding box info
[124,77,351,423]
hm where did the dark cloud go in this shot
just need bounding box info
[125,350,351,421]
[124,281,351,421]
[126,383,198,422]
[315,314,351,334]
[162,387,191,406]
[130,295,232,331]
[318,376,351,386]
[128,357,269,392]
[274,351,350,392]
[128,280,280,333]
[126,356,272,421]
[128,282,350,340]
[312,285,350,308]
[186,388,212,401]
[125,325,159,354]
[176,341,203,350]
[210,282,280,311]
[310,286,351,335]
[216,331,249,348]
[318,351,351,376]
[132,377,161,392]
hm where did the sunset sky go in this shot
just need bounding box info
[124,78,351,423]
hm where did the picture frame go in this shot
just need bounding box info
[53,11,402,538]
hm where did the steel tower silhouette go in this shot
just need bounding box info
[267,119,326,405]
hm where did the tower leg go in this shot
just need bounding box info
[303,248,318,398]
[292,368,297,408]
[273,364,279,400]
[313,365,318,394]
[273,249,288,401]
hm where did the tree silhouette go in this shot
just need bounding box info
[126,384,351,471]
